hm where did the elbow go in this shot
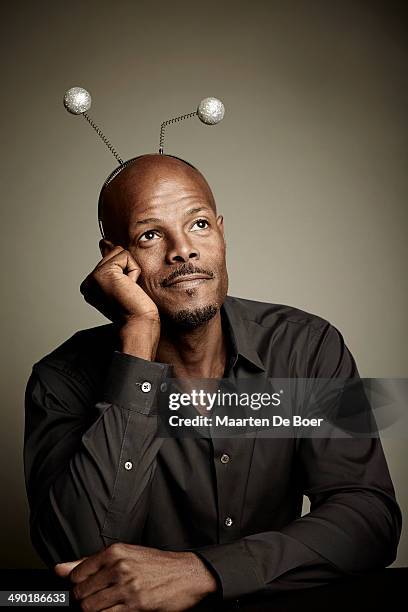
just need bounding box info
[29,493,83,569]
[28,481,109,566]
[382,501,402,567]
[374,487,402,569]
[304,488,403,575]
[30,516,62,569]
[354,491,402,573]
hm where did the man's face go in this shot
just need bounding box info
[100,158,228,327]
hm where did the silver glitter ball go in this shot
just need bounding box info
[63,87,92,115]
[197,97,225,125]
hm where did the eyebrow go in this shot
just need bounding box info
[134,207,211,226]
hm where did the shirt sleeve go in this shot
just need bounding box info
[192,323,402,600]
[24,350,170,568]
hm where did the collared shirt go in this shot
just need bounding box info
[24,295,402,600]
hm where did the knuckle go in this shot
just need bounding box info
[128,577,140,593]
[105,542,123,561]
[115,558,131,574]
[108,542,124,557]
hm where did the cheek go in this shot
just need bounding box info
[208,240,226,268]
[128,250,161,289]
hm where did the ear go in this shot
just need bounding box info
[216,215,225,245]
[99,238,116,258]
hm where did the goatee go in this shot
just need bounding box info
[162,304,218,331]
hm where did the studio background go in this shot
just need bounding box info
[1,0,407,568]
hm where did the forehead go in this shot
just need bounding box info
[126,171,209,205]
[104,162,214,218]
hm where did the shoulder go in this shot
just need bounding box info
[30,323,116,390]
[224,295,356,377]
[224,294,330,333]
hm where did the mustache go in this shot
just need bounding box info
[160,263,214,287]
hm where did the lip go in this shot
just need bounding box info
[165,274,212,288]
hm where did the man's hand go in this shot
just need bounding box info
[54,542,218,611]
[80,246,158,324]
[80,246,160,360]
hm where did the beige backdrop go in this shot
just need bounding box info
[1,0,407,568]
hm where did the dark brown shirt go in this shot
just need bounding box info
[24,295,402,600]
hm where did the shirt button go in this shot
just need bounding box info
[141,381,151,393]
[220,453,230,464]
[224,516,233,527]
[124,461,133,470]
[160,382,167,392]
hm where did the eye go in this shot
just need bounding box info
[139,230,159,243]
[191,218,209,231]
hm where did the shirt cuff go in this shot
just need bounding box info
[193,540,264,599]
[102,350,172,415]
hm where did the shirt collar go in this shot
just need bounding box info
[221,296,266,373]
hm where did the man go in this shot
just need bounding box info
[24,154,402,611]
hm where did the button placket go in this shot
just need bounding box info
[102,409,137,540]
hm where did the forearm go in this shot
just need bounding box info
[193,485,401,599]
[193,530,341,599]
[280,487,401,573]
[31,408,160,566]
[25,351,170,567]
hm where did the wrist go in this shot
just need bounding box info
[187,553,219,596]
[119,319,160,361]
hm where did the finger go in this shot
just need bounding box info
[101,606,128,612]
[72,565,115,600]
[124,252,141,283]
[81,247,126,292]
[80,248,130,297]
[98,245,125,265]
[70,549,108,584]
[99,249,141,280]
[80,585,125,612]
[127,264,140,283]
[54,557,88,577]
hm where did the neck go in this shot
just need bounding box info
[156,311,226,378]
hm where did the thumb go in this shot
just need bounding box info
[54,557,88,577]
[125,254,141,283]
[127,269,140,282]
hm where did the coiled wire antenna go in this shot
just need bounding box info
[82,113,123,164]
[64,87,225,162]
[159,111,198,154]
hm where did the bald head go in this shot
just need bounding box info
[99,154,217,244]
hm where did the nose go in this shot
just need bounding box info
[165,231,200,264]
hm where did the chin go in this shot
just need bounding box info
[160,302,219,331]
[172,304,219,330]
[157,279,227,329]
